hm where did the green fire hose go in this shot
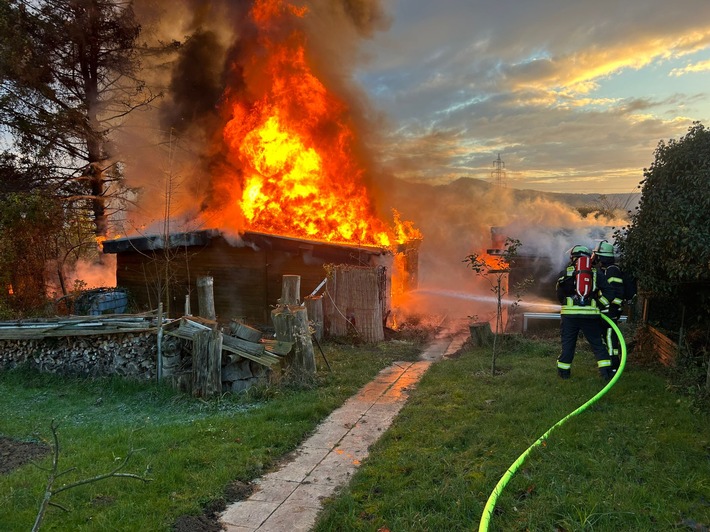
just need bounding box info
[478,314,626,531]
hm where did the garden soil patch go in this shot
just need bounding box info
[173,480,254,531]
[0,436,50,474]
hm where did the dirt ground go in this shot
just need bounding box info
[0,436,51,474]
[1,436,252,531]
[172,480,254,532]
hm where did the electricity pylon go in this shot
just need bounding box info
[491,153,506,187]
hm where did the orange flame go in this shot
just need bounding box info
[95,233,122,251]
[205,0,418,249]
[481,252,510,271]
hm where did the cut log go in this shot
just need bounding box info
[229,320,262,343]
[281,275,301,306]
[222,337,281,366]
[165,323,281,368]
[161,336,183,378]
[196,276,216,321]
[271,304,315,375]
[259,339,293,356]
[182,315,217,330]
[192,328,222,398]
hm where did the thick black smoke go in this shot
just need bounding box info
[128,0,393,231]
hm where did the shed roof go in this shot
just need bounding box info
[101,229,390,259]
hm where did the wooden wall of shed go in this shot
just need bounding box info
[113,239,357,326]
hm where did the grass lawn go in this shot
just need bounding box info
[0,336,424,531]
[314,328,710,531]
[3,325,709,531]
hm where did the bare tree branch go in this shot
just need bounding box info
[31,420,152,532]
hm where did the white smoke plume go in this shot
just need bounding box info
[386,180,628,321]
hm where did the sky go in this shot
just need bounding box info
[353,0,710,193]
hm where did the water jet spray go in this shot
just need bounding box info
[411,288,561,311]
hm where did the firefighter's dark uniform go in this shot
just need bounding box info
[556,262,613,380]
[595,260,625,374]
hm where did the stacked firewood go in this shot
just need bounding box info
[0,311,294,396]
[160,316,292,396]
[0,332,157,379]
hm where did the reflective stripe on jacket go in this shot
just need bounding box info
[598,263,625,315]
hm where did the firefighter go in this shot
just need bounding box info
[592,240,625,376]
[555,245,614,380]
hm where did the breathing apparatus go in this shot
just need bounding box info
[478,313,626,531]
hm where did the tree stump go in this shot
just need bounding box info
[192,328,222,398]
[271,305,316,377]
[469,322,493,347]
[272,275,315,378]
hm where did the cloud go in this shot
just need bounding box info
[501,31,710,96]
[356,0,710,192]
[670,58,710,76]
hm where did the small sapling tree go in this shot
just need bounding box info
[463,238,522,375]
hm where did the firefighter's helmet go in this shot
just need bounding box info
[593,240,615,258]
[568,245,591,259]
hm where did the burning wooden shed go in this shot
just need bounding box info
[102,229,419,334]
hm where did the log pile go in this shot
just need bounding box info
[161,316,291,395]
[304,295,324,341]
[0,257,397,392]
[0,305,295,395]
[0,313,159,379]
[0,332,157,379]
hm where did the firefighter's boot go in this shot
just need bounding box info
[610,354,620,372]
[558,368,571,379]
[599,367,613,382]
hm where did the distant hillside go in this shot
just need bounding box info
[441,177,640,212]
[384,176,640,239]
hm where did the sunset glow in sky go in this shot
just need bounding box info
[355,0,710,193]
